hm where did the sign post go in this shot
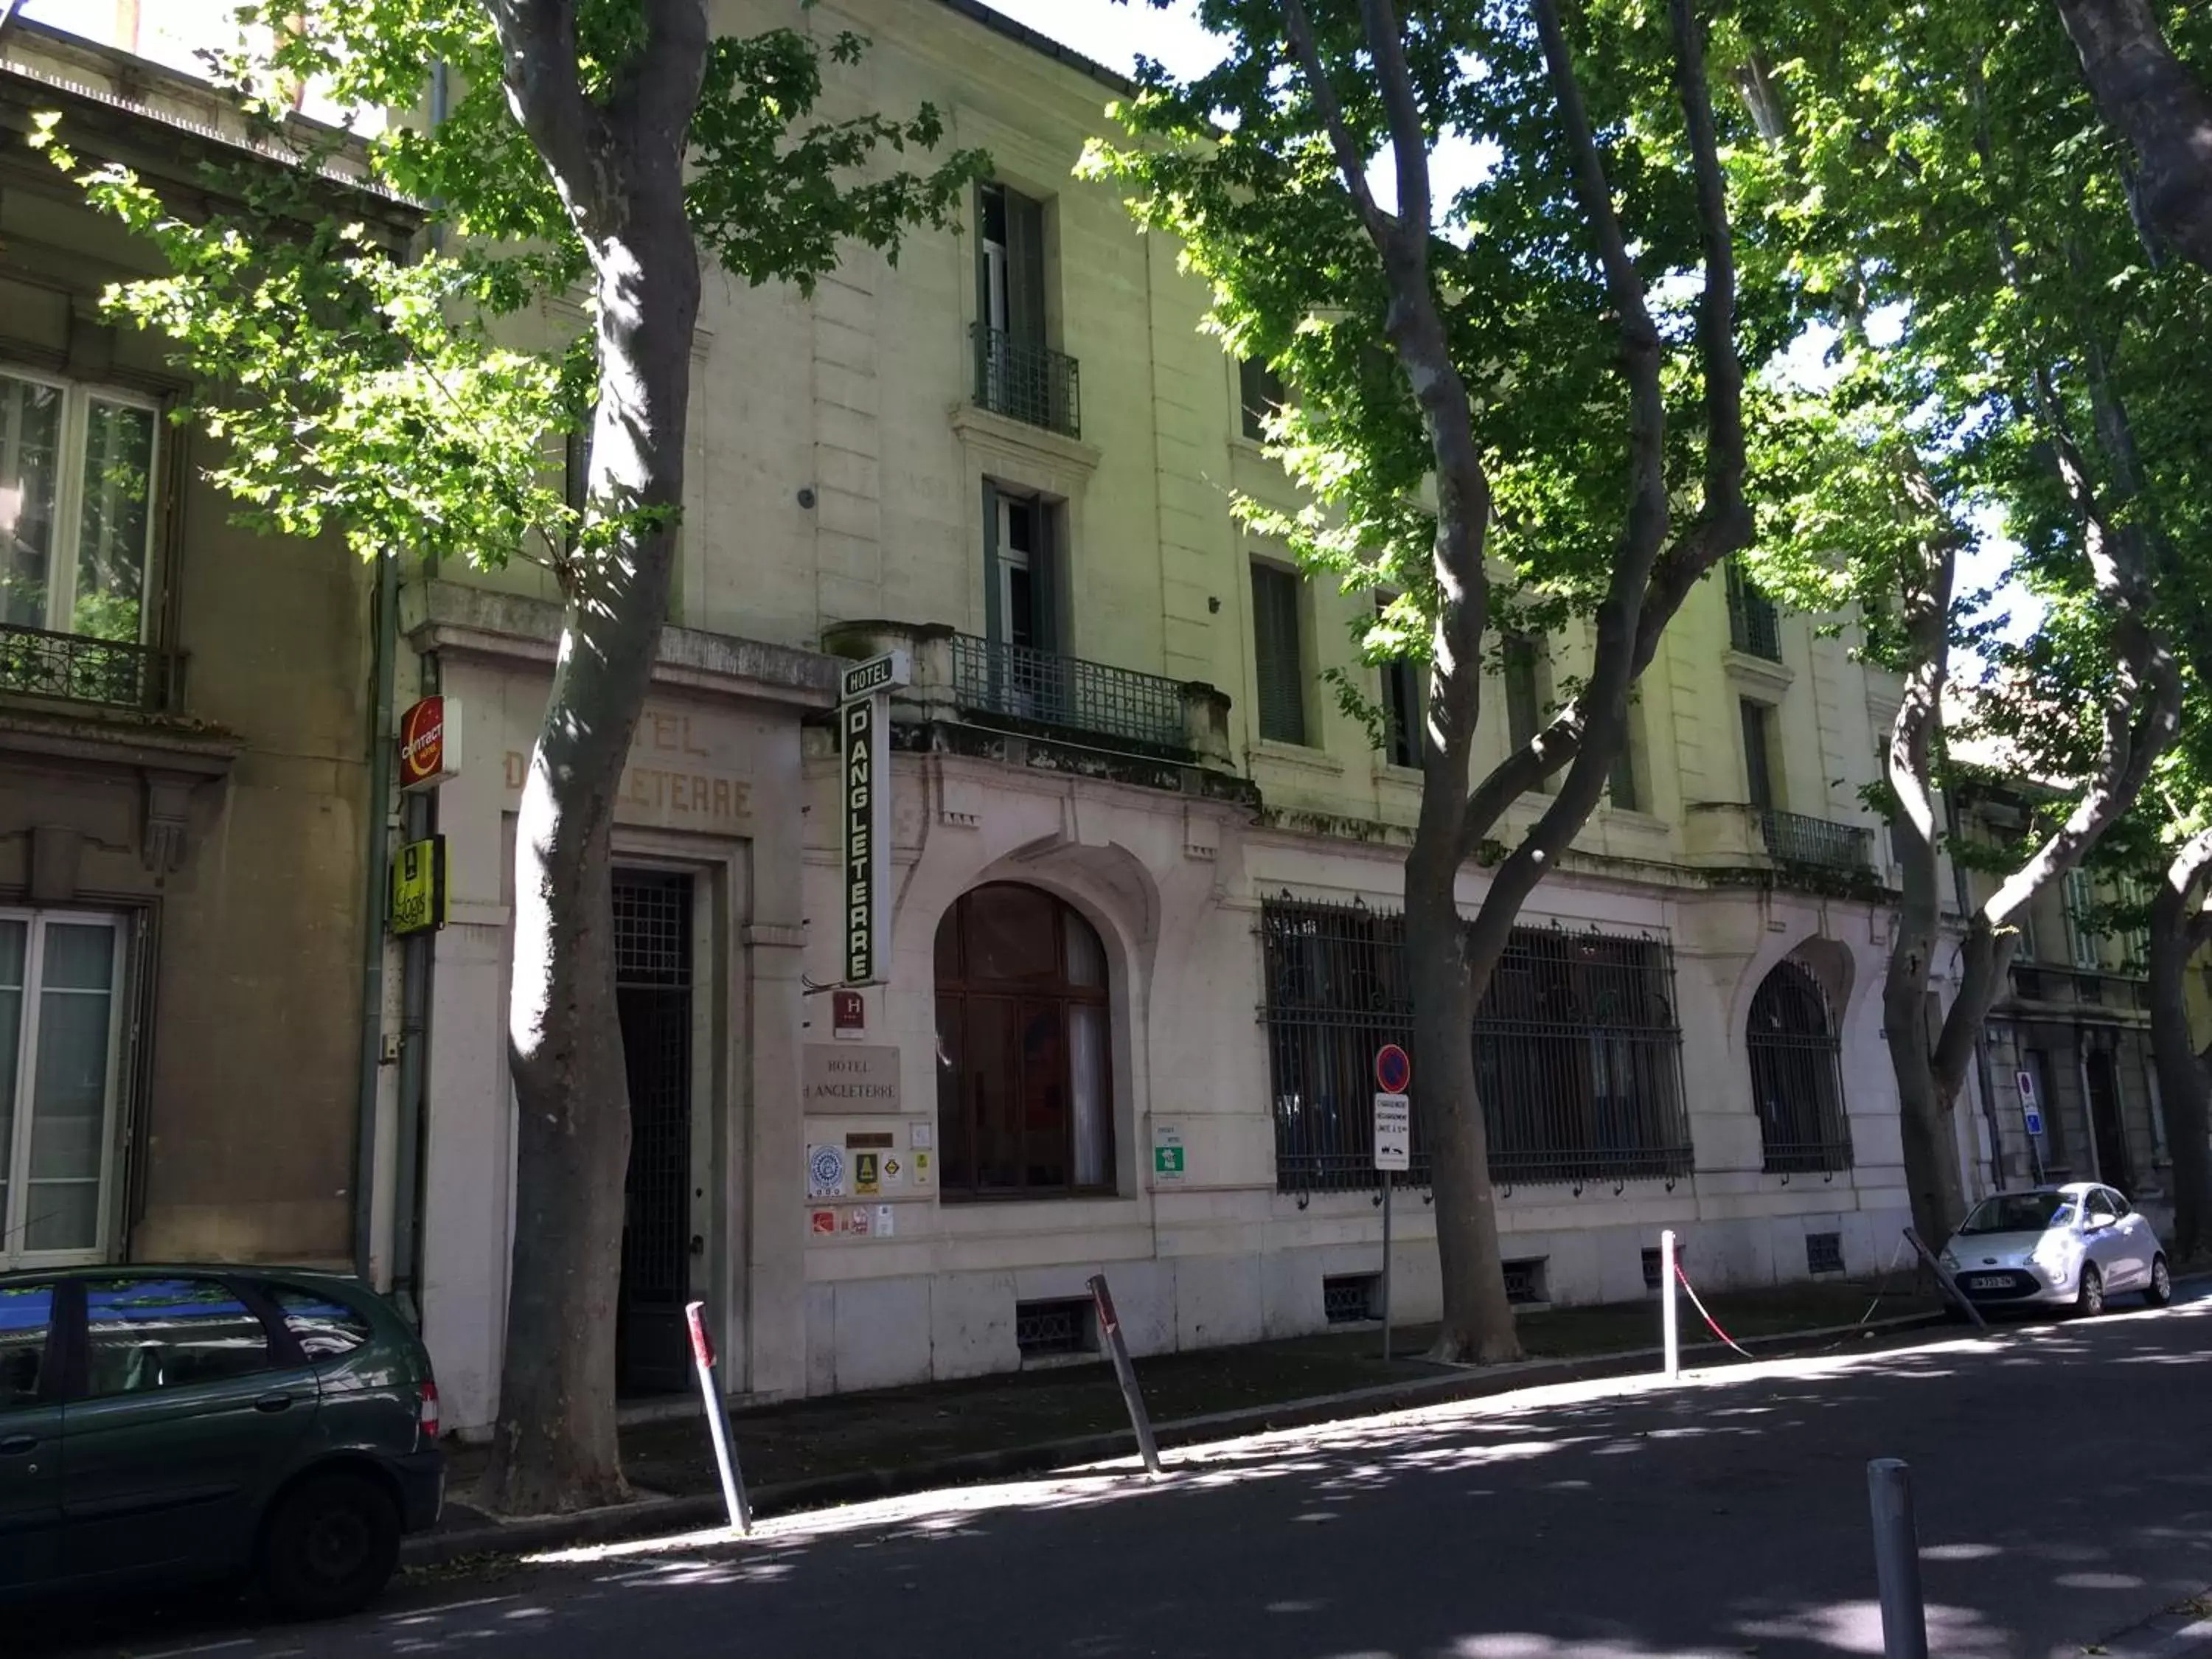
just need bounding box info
[1372,1044,1412,1363]
[838,651,908,987]
[684,1301,751,1534]
[2016,1068,2046,1183]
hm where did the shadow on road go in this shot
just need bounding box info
[18,1295,2212,1659]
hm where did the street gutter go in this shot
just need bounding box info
[403,1306,1949,1569]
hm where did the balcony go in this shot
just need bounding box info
[971,323,1081,439]
[2007,962,2150,1012]
[950,633,1188,753]
[0,622,183,712]
[1727,563,1782,661]
[824,621,1245,801]
[1758,809,1874,872]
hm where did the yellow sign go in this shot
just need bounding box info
[389,835,448,936]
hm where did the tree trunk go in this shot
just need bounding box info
[1407,832,1520,1364]
[2150,829,2212,1262]
[2051,0,2212,274]
[484,0,709,1515]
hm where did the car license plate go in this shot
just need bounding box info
[1966,1275,2009,1290]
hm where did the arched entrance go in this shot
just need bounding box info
[1747,959,1852,1175]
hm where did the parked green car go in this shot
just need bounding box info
[0,1265,442,1618]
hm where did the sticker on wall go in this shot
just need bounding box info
[913,1150,933,1188]
[807,1144,846,1199]
[852,1150,881,1196]
[849,1205,872,1237]
[880,1155,906,1190]
[874,1204,895,1238]
[809,1208,838,1236]
[910,1122,934,1150]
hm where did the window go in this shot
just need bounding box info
[1747,960,1853,1175]
[935,884,1113,1200]
[1239,356,1286,442]
[83,1277,274,1397]
[0,370,159,645]
[974,183,1074,435]
[0,1282,52,1408]
[265,1284,374,1361]
[1,913,128,1265]
[1251,561,1307,745]
[1741,699,1777,810]
[1377,596,1421,769]
[1806,1232,1845,1276]
[1607,726,1640,813]
[2063,869,2102,970]
[1503,633,1543,754]
[984,483,1055,653]
[1262,897,1692,1192]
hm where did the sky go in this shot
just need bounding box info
[14,0,2032,647]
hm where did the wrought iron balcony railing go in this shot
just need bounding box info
[950,633,1186,752]
[1757,808,1874,872]
[971,323,1081,439]
[1728,563,1783,661]
[0,622,181,712]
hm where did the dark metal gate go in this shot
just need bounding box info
[1747,960,1854,1175]
[614,869,693,1397]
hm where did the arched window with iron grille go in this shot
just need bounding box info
[1747,959,1853,1175]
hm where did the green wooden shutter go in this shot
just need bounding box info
[1251,563,1307,745]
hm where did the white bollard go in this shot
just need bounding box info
[686,1301,751,1534]
[1868,1458,1930,1659]
[1660,1228,1680,1380]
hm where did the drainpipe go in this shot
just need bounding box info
[352,547,399,1282]
[1945,787,2007,1193]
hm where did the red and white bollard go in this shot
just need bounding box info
[686,1301,751,1534]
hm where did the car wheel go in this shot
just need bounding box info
[2074,1263,2105,1318]
[257,1470,401,1620]
[2144,1254,2174,1308]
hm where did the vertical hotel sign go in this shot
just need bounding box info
[840,651,908,985]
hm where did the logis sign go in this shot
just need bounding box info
[841,650,909,986]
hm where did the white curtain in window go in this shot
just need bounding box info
[1,917,119,1262]
[74,400,156,642]
[1070,1002,1109,1188]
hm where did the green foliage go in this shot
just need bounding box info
[1084,0,1786,747]
[31,0,986,570]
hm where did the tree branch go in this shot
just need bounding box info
[2051,0,2212,272]
[608,0,710,161]
[1458,0,1747,863]
[483,0,611,232]
[1360,0,1430,242]
[1278,0,1391,245]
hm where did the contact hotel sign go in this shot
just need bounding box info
[840,650,908,985]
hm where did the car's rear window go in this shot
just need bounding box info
[265,1285,375,1360]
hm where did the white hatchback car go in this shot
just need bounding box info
[1939,1183,2174,1315]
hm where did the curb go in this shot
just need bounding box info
[401,1307,1946,1569]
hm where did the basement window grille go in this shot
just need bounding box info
[1502,1258,1548,1307]
[1262,898,1691,1193]
[1642,1246,1663,1292]
[1323,1273,1380,1324]
[1015,1298,1094,1359]
[1806,1232,1845,1276]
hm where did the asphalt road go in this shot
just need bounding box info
[25,1287,2212,1659]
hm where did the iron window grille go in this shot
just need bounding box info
[1261,897,1694,1194]
[1757,809,1874,872]
[1806,1232,1846,1276]
[1642,1246,1663,1291]
[1748,959,1854,1175]
[1323,1273,1380,1324]
[948,632,1188,753]
[1014,1298,1094,1358]
[1726,562,1783,661]
[1501,1258,1548,1306]
[972,323,1081,439]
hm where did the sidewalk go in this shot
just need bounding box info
[408,1275,1941,1568]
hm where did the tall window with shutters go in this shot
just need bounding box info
[1251,560,1308,745]
[1,369,160,647]
[1377,594,1421,769]
[1239,357,1286,442]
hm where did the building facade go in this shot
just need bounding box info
[0,28,392,1280]
[381,0,1958,1433]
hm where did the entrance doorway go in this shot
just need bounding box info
[613,869,694,1397]
[2084,1048,2132,1192]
